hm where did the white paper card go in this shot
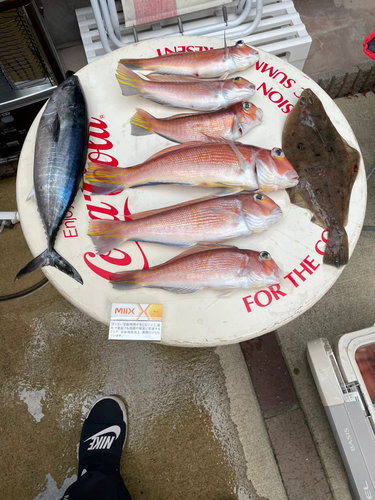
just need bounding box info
[109,303,162,341]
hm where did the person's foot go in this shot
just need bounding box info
[78,395,127,477]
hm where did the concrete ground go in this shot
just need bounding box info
[1,1,375,499]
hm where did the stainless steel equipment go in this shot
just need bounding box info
[0,0,65,165]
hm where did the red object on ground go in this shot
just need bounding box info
[355,343,375,404]
[363,30,375,60]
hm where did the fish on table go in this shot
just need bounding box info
[282,88,360,268]
[88,192,282,255]
[247,146,299,192]
[16,75,88,284]
[119,39,259,79]
[130,102,263,143]
[84,141,298,194]
[109,245,281,294]
[116,63,256,111]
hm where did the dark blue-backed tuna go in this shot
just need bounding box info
[16,75,88,284]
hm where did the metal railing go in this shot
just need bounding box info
[90,0,263,54]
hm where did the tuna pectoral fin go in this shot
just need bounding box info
[26,187,36,202]
[323,227,348,268]
[15,248,83,284]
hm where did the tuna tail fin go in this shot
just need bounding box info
[15,248,83,284]
[130,109,154,136]
[323,227,349,268]
[110,270,143,290]
[85,163,127,194]
[116,63,144,97]
[88,219,127,254]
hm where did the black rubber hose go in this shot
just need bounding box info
[0,277,48,301]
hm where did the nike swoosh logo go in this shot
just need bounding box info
[84,425,121,442]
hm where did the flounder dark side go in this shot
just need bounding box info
[282,88,359,268]
[16,75,88,284]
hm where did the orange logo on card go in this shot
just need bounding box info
[115,307,135,315]
[114,304,162,320]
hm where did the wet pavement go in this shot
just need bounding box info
[1,1,375,499]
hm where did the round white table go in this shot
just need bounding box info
[16,36,366,347]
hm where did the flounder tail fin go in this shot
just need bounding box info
[15,248,83,284]
[130,108,154,136]
[88,220,127,254]
[85,163,127,194]
[116,63,144,97]
[323,227,349,268]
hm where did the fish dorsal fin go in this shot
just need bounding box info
[310,214,325,229]
[288,186,320,223]
[201,134,231,144]
[162,243,238,265]
[126,194,227,220]
[344,139,360,167]
[49,112,60,142]
[163,111,198,121]
[146,74,201,83]
[146,141,204,161]
[342,138,360,226]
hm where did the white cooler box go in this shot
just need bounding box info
[307,328,375,500]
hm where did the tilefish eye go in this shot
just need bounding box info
[254,194,264,201]
[271,147,285,159]
[243,102,250,110]
[299,96,306,105]
[236,40,245,47]
[234,77,242,81]
[308,96,314,104]
[259,251,271,261]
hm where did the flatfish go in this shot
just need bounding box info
[282,88,360,267]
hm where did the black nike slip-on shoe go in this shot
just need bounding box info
[78,395,127,477]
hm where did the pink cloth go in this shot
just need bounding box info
[133,0,178,25]
[121,0,232,28]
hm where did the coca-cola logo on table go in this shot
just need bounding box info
[81,117,149,280]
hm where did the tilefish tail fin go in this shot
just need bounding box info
[130,109,154,136]
[88,220,127,255]
[324,226,349,268]
[15,248,83,284]
[110,270,143,290]
[85,163,127,194]
[116,63,143,97]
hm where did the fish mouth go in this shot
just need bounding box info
[255,107,263,122]
[271,267,283,283]
[248,48,259,63]
[268,206,283,225]
[285,170,299,186]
